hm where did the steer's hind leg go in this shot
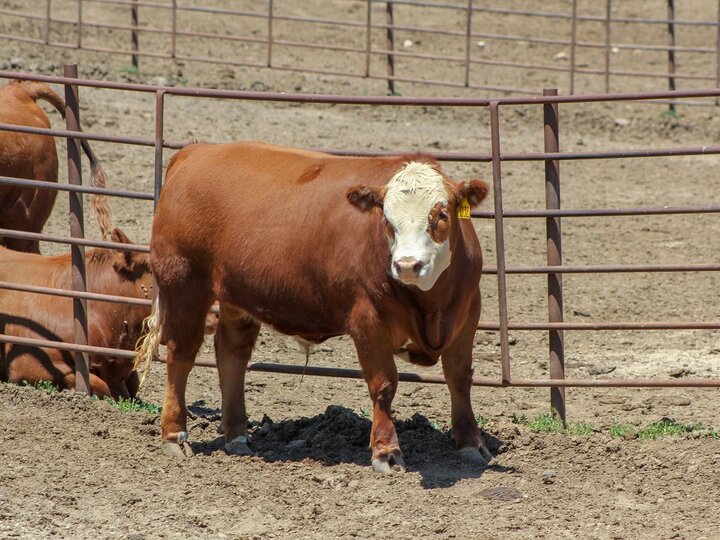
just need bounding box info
[160,289,214,457]
[440,296,492,465]
[214,303,261,456]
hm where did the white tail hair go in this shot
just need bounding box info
[134,295,164,386]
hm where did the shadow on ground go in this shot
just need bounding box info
[184,401,511,487]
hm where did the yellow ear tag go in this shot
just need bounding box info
[457,198,471,219]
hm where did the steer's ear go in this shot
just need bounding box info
[111,228,150,281]
[454,179,489,208]
[346,185,385,213]
[111,228,131,245]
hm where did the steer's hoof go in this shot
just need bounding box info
[459,446,492,465]
[162,441,194,458]
[372,452,406,475]
[225,435,253,456]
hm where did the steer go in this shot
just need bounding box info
[0,79,112,253]
[1,229,151,399]
[135,141,491,473]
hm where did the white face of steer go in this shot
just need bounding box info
[382,162,452,291]
[347,160,489,292]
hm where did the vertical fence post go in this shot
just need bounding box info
[464,0,473,87]
[667,0,677,113]
[489,102,511,385]
[604,0,612,93]
[569,0,578,94]
[385,1,396,95]
[267,0,274,68]
[543,88,566,426]
[63,64,91,396]
[131,0,139,69]
[77,0,82,49]
[154,90,165,209]
[171,0,177,60]
[45,0,52,45]
[716,0,720,105]
[365,0,372,77]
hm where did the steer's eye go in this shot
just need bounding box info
[438,210,448,221]
[383,218,396,240]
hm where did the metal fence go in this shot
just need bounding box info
[1,1,720,99]
[1,65,719,423]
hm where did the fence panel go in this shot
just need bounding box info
[0,68,718,419]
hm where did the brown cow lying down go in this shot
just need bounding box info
[136,141,491,473]
[0,79,112,253]
[1,229,151,399]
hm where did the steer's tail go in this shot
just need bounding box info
[134,295,164,386]
[16,80,113,240]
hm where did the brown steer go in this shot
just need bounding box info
[1,229,151,399]
[0,80,112,253]
[136,141,491,473]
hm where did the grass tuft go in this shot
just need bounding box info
[637,417,704,440]
[609,422,634,438]
[511,414,716,440]
[21,380,59,393]
[103,396,161,414]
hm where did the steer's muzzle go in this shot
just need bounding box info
[393,257,426,282]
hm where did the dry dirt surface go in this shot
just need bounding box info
[1,1,720,539]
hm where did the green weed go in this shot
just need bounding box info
[609,422,634,438]
[123,65,141,76]
[102,396,161,414]
[637,418,704,440]
[512,411,593,436]
[21,380,59,393]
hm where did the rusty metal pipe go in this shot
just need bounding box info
[0,281,152,306]
[481,263,720,274]
[569,0,578,94]
[667,0,676,113]
[6,69,720,104]
[544,88,565,424]
[489,102,511,384]
[0,175,152,200]
[605,0,612,93]
[472,205,720,218]
[0,228,148,253]
[365,0,372,77]
[153,90,165,209]
[157,357,720,388]
[64,64,91,396]
[385,1,396,95]
[477,321,720,330]
[131,0,139,69]
[0,333,135,359]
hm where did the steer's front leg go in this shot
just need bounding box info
[350,304,404,474]
[440,296,493,465]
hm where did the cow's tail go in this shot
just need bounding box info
[134,295,164,386]
[16,80,113,241]
[80,139,113,241]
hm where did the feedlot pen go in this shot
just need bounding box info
[1,66,719,423]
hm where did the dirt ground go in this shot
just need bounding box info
[1,1,720,539]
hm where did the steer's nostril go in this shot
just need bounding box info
[412,261,424,274]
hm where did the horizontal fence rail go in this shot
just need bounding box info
[0,67,718,423]
[1,1,720,100]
